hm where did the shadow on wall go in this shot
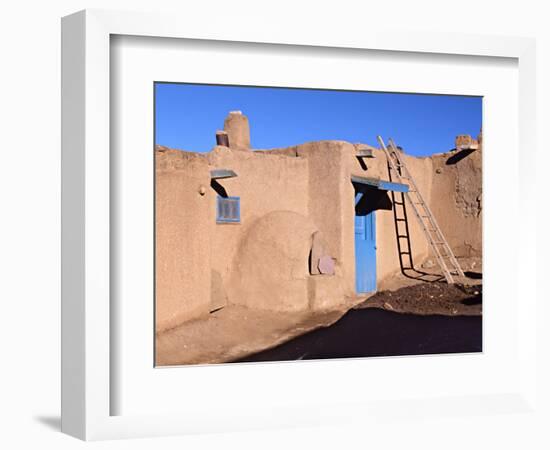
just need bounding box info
[390,190,445,283]
[356,155,369,171]
[354,184,392,216]
[210,179,228,197]
[464,271,482,280]
[446,149,475,165]
[210,269,228,312]
[386,181,444,283]
[353,183,443,282]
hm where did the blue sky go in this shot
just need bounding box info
[155,83,482,157]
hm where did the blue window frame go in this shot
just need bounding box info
[216,196,240,223]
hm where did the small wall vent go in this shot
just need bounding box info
[216,196,240,223]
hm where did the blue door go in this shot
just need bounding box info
[355,194,376,293]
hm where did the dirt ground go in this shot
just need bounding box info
[355,281,482,316]
[157,259,482,366]
[156,304,355,366]
[363,256,483,316]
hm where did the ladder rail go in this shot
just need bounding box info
[386,146,454,282]
[379,137,452,282]
[377,136,464,283]
[390,190,415,271]
[386,151,429,274]
[402,188,455,283]
[388,137,464,279]
[389,139,465,278]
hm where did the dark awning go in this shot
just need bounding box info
[351,175,409,193]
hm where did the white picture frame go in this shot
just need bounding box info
[61,9,539,441]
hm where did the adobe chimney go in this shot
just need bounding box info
[223,111,250,151]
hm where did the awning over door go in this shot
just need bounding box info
[351,175,409,193]
[210,169,238,180]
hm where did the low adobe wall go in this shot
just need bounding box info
[155,133,482,330]
[155,148,212,332]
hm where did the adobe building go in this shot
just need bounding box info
[156,111,482,333]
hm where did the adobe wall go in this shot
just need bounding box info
[428,147,482,257]
[343,142,482,286]
[261,141,359,298]
[379,153,434,285]
[295,141,356,297]
[155,119,482,330]
[343,146,433,289]
[206,146,310,310]
[155,148,212,332]
[227,210,317,312]
[260,140,435,294]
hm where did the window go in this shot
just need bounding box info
[216,196,240,223]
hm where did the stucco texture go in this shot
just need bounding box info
[155,112,482,332]
[207,146,310,312]
[155,148,212,332]
[228,210,318,312]
[430,148,482,257]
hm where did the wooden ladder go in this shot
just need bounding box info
[377,136,465,284]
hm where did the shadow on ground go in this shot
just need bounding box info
[34,415,61,431]
[234,308,482,363]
